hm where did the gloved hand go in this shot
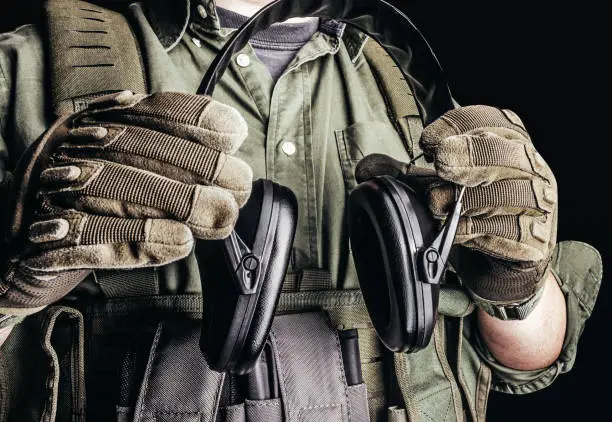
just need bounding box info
[1,91,252,317]
[356,105,557,318]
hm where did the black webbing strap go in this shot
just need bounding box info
[282,269,333,292]
[94,269,160,298]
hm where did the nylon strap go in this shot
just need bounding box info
[277,287,474,318]
[94,268,160,298]
[470,284,545,321]
[282,269,333,292]
[45,0,148,116]
[363,39,422,157]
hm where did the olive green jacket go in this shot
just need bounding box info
[0,1,602,421]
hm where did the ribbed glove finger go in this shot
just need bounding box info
[81,91,248,154]
[60,120,252,206]
[39,158,239,240]
[0,211,193,316]
[2,91,252,317]
[25,211,193,272]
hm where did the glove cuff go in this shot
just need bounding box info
[468,271,548,321]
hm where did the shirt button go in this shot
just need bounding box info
[236,54,251,68]
[281,141,297,156]
[197,4,208,19]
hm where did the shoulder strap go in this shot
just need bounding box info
[44,0,157,296]
[362,39,424,158]
[44,0,148,116]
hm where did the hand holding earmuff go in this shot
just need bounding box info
[358,105,558,320]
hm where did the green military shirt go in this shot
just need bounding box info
[0,1,602,421]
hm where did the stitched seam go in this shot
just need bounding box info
[414,385,452,403]
[153,411,202,415]
[135,323,163,422]
[269,332,291,420]
[209,371,225,422]
[246,401,280,407]
[443,393,452,421]
[300,403,341,410]
[572,264,603,314]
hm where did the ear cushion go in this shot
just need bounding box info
[348,176,439,352]
[199,179,298,374]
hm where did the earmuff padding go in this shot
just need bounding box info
[349,176,439,352]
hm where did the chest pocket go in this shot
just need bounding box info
[335,121,413,193]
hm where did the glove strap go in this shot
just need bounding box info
[469,283,546,321]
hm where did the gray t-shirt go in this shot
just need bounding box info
[217,7,343,81]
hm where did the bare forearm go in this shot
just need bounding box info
[477,270,566,370]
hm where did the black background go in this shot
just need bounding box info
[1,1,609,420]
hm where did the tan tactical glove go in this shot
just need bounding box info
[1,91,252,317]
[356,106,557,319]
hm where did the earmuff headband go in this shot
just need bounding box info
[198,0,454,125]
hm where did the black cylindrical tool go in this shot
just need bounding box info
[339,329,363,386]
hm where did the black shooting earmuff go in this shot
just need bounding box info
[198,180,297,375]
[198,0,465,370]
[349,178,464,352]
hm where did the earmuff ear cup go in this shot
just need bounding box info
[348,176,439,352]
[199,179,298,374]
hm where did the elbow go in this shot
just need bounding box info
[477,272,567,371]
[479,307,565,371]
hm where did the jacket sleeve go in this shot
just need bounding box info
[0,24,48,333]
[0,32,11,220]
[473,240,603,394]
[0,23,48,232]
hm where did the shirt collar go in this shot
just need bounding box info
[136,0,368,60]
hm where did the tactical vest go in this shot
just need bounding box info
[3,1,600,422]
